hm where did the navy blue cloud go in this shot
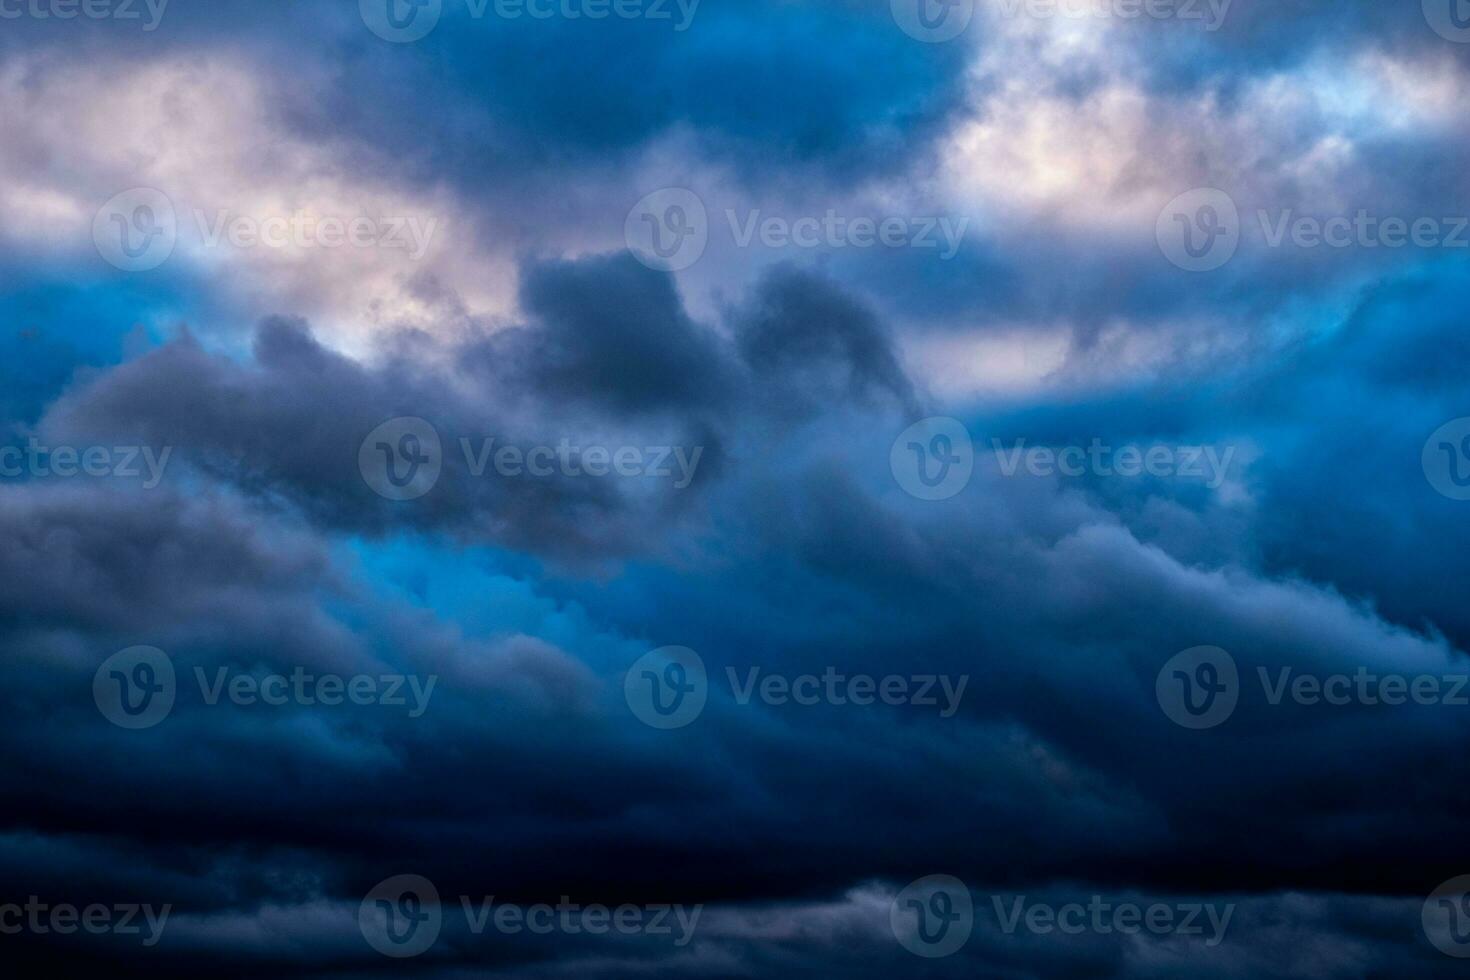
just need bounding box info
[5,1,1470,977]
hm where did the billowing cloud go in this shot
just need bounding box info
[2,1,1468,976]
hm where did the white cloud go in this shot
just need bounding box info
[0,52,517,352]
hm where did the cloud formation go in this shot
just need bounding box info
[2,1,1468,977]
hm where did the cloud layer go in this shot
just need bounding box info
[2,1,1469,976]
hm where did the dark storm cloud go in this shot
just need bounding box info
[470,252,734,414]
[25,251,1470,921]
[23,316,1470,980]
[4,1,1470,977]
[37,311,669,557]
[40,254,921,556]
[731,263,919,417]
[0,482,334,639]
[968,257,1470,651]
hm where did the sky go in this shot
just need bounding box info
[2,0,1470,976]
